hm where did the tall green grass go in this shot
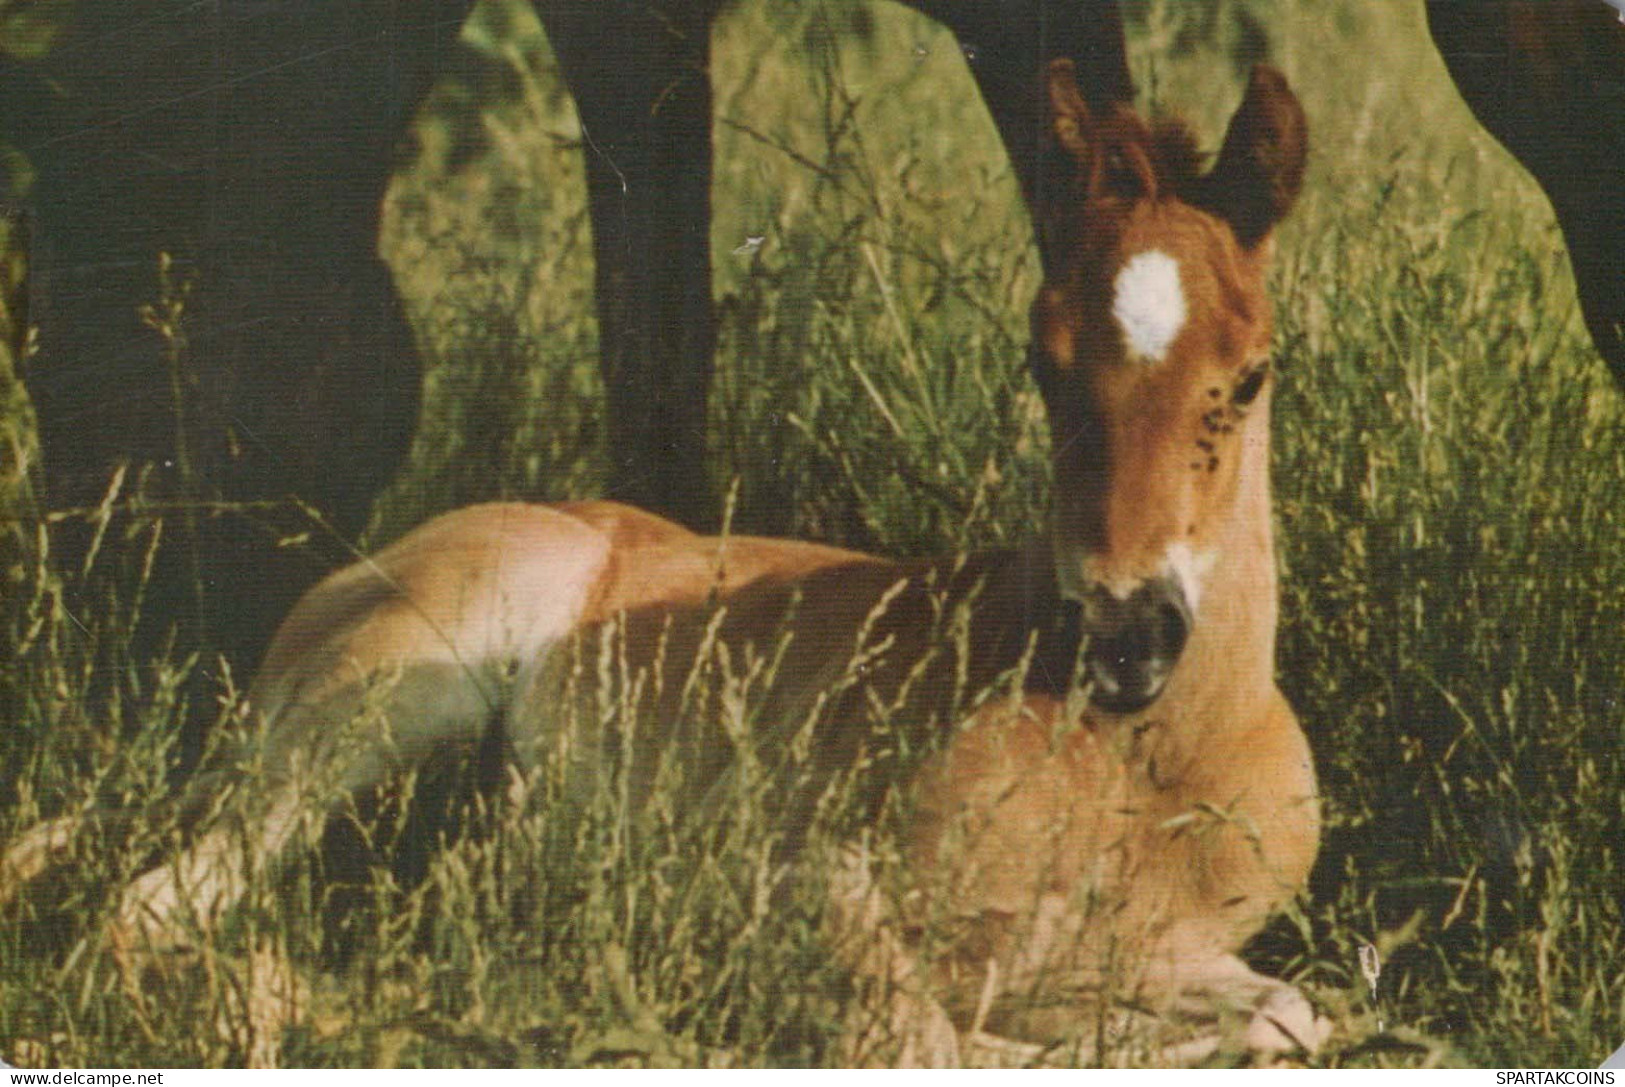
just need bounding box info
[1271,159,1625,1065]
[0,0,1621,1067]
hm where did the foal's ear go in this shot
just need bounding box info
[1197,65,1307,249]
[1046,58,1093,161]
[1047,58,1158,202]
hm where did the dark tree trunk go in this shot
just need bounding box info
[539,0,725,531]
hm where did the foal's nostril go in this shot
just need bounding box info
[1079,578,1192,714]
[1155,596,1190,660]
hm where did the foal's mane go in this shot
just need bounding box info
[1085,103,1210,201]
[1146,120,1208,192]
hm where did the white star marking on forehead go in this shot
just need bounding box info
[1112,250,1187,364]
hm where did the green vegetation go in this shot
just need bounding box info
[1,0,1621,1067]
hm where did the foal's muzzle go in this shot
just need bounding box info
[1073,576,1192,714]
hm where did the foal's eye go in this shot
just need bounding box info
[1232,365,1269,407]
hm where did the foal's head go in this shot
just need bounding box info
[1031,62,1307,714]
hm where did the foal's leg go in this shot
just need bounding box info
[112,505,616,955]
[0,816,86,907]
[824,843,961,1068]
[1150,952,1328,1061]
[109,663,497,955]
